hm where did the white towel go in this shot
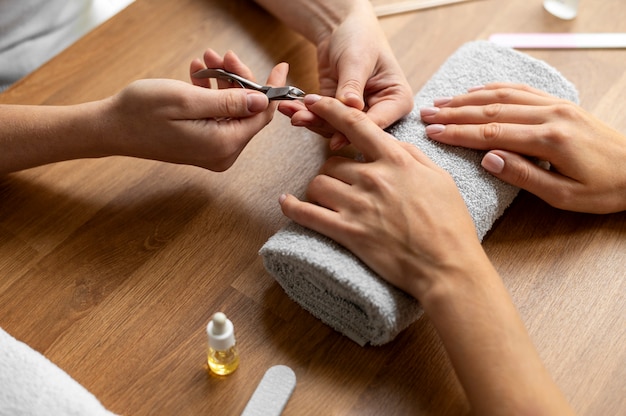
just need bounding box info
[260,40,579,346]
[0,327,116,416]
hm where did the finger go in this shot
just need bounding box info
[265,62,289,87]
[190,58,209,87]
[335,56,368,110]
[279,194,346,244]
[305,173,354,212]
[200,49,231,90]
[289,110,336,138]
[425,121,553,158]
[366,93,414,129]
[222,50,255,81]
[481,83,560,99]
[481,150,579,209]
[421,103,550,126]
[336,74,367,110]
[202,48,225,68]
[329,133,351,151]
[277,100,307,118]
[433,85,562,109]
[318,156,363,185]
[304,95,393,160]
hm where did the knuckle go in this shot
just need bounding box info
[510,161,533,186]
[482,103,504,118]
[548,102,579,121]
[493,88,515,102]
[224,93,247,114]
[341,78,363,94]
[546,185,576,210]
[218,92,246,115]
[480,122,502,143]
[357,167,388,192]
[306,175,327,199]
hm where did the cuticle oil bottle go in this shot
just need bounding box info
[207,312,239,376]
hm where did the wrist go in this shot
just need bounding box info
[404,239,496,307]
[254,0,371,45]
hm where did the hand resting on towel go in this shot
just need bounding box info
[421,83,626,214]
[278,95,576,415]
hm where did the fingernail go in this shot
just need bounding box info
[279,193,287,204]
[247,92,269,112]
[468,85,485,92]
[425,124,445,135]
[433,96,453,107]
[304,94,322,105]
[419,107,440,117]
[330,136,350,151]
[482,152,505,174]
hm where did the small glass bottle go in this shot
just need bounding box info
[207,312,239,375]
[543,0,579,20]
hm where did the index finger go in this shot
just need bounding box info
[303,95,394,160]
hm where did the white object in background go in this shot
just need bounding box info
[543,0,579,20]
[489,33,626,49]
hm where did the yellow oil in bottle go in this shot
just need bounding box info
[208,346,240,375]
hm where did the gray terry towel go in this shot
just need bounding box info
[260,40,579,346]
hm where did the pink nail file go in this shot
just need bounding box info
[488,33,626,49]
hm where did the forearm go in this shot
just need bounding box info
[418,252,574,415]
[253,0,371,44]
[0,101,110,175]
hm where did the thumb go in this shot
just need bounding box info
[188,87,269,119]
[481,150,576,207]
[335,62,368,111]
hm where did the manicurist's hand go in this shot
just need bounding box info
[420,83,626,213]
[104,49,288,171]
[254,0,413,149]
[0,49,287,175]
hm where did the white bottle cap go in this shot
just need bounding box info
[207,312,236,351]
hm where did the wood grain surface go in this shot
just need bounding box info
[1,0,624,414]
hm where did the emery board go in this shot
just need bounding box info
[240,365,296,416]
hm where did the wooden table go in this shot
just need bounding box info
[1,0,624,414]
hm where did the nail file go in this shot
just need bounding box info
[240,365,296,416]
[488,33,626,49]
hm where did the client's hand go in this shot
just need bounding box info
[420,83,626,213]
[279,95,485,300]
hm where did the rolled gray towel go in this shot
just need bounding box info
[260,40,579,346]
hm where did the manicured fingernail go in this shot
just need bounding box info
[433,96,453,106]
[468,85,485,92]
[304,94,322,105]
[279,194,287,204]
[425,124,445,135]
[482,152,505,174]
[419,107,440,117]
[247,92,269,112]
[330,136,350,151]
